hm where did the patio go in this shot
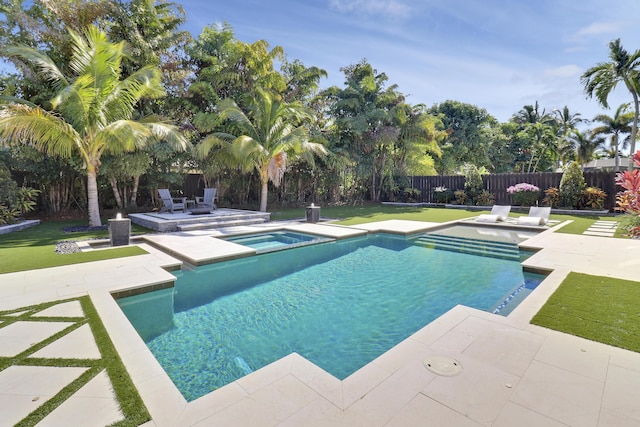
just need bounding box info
[1,220,640,426]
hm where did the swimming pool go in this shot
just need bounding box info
[117,232,545,401]
[221,230,331,252]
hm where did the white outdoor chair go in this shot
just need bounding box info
[517,206,551,226]
[476,205,511,223]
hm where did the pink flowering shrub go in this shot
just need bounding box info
[507,183,540,206]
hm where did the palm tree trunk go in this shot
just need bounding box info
[613,135,620,172]
[527,149,536,173]
[259,180,268,212]
[87,167,102,227]
[630,91,639,171]
[130,175,140,207]
[109,177,123,209]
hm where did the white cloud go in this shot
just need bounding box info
[542,65,582,79]
[567,20,630,44]
[328,0,411,20]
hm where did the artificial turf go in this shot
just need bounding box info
[0,219,147,274]
[0,206,625,275]
[531,272,640,353]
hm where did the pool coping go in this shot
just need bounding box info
[3,219,640,426]
[93,219,637,426]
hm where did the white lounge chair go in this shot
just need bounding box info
[158,189,186,214]
[517,206,551,226]
[476,205,511,223]
[195,188,217,210]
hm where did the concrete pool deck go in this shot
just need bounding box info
[1,219,640,426]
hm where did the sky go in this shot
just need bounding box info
[178,0,640,124]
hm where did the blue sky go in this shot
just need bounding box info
[180,0,640,123]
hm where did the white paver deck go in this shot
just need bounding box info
[1,219,640,426]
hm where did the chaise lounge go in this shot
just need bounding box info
[517,206,551,226]
[476,205,511,223]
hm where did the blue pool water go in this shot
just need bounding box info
[221,230,330,252]
[117,233,545,401]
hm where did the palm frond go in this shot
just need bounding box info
[4,44,69,91]
[0,104,81,159]
[194,133,233,159]
[267,151,287,187]
[95,120,152,154]
[142,121,190,152]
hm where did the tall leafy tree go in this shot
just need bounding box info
[328,60,409,201]
[430,100,494,173]
[582,38,640,171]
[195,88,327,212]
[0,25,188,226]
[591,103,633,171]
[395,104,444,176]
[187,23,286,116]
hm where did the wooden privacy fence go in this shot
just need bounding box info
[409,171,618,210]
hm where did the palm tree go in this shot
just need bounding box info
[569,130,606,165]
[0,26,188,227]
[582,38,640,171]
[591,103,633,171]
[553,106,585,168]
[195,87,327,212]
[522,122,557,172]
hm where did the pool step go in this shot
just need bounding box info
[415,234,521,261]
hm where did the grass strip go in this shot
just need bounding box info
[16,366,103,427]
[80,296,151,426]
[531,272,640,353]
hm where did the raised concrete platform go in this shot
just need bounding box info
[129,209,271,232]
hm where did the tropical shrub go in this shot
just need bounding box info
[402,188,422,203]
[0,205,19,225]
[433,186,454,203]
[619,214,640,238]
[454,190,467,205]
[507,183,540,206]
[543,187,560,208]
[579,187,607,210]
[559,162,586,208]
[0,163,17,208]
[475,190,495,206]
[464,164,483,202]
[615,150,640,237]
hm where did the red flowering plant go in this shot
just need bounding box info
[615,150,640,237]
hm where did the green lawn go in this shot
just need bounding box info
[0,205,624,274]
[532,272,640,353]
[0,219,147,274]
[270,204,618,232]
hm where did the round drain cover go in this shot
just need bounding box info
[423,355,463,376]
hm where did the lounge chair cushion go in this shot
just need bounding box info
[517,216,546,226]
[476,214,502,223]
